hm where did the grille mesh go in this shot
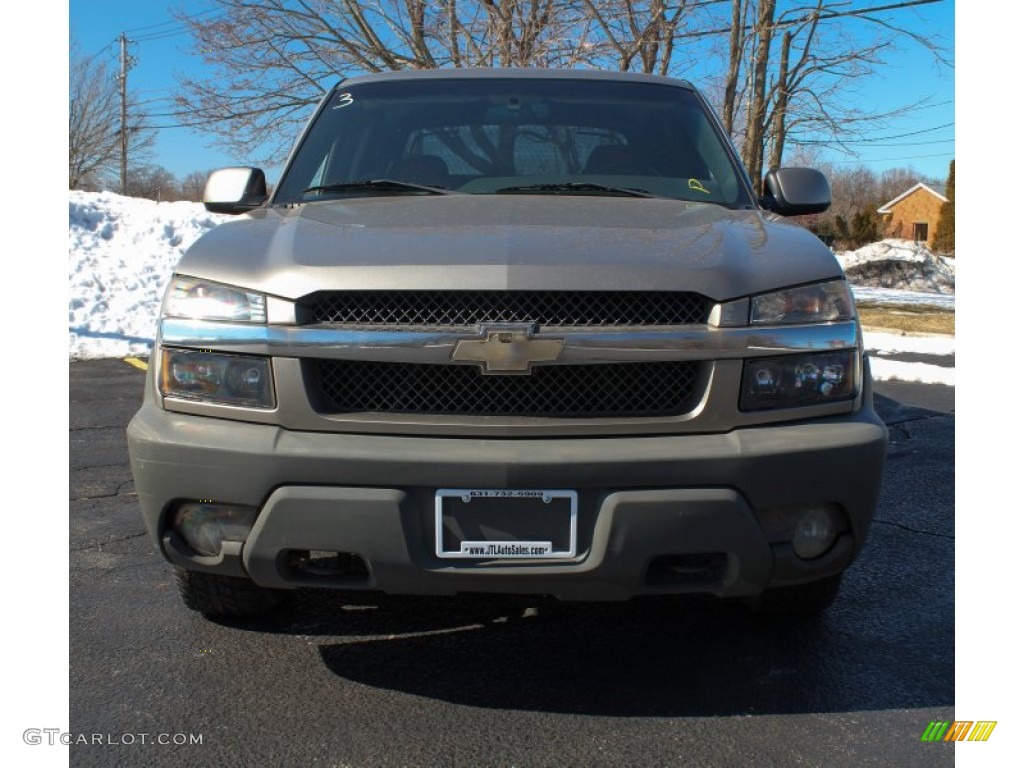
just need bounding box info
[308,291,710,327]
[313,360,700,418]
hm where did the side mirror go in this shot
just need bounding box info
[760,167,831,216]
[203,167,268,214]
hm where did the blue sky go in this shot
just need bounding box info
[69,0,955,184]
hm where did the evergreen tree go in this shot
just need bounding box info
[850,205,879,248]
[833,215,851,243]
[933,160,955,253]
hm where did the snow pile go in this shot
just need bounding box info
[69,191,228,360]
[849,285,954,310]
[836,239,955,294]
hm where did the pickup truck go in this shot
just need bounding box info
[127,68,887,619]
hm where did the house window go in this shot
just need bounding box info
[913,222,928,242]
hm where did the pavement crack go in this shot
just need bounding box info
[70,480,136,501]
[70,462,130,472]
[70,560,161,577]
[71,559,158,574]
[71,531,148,552]
[874,518,954,539]
[884,413,953,428]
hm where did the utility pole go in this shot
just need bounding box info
[118,32,136,195]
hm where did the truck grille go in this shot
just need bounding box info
[307,291,710,327]
[313,360,701,418]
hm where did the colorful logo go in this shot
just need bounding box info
[921,721,997,742]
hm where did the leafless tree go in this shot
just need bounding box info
[720,0,749,137]
[125,165,181,201]
[170,0,949,174]
[822,163,880,225]
[715,0,950,187]
[179,169,214,202]
[172,0,605,161]
[816,163,937,226]
[580,0,695,74]
[69,40,154,190]
[877,165,940,203]
[739,0,775,188]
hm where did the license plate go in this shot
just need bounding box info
[435,489,578,560]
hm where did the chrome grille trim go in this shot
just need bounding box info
[160,319,860,363]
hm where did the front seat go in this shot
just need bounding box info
[584,145,643,175]
[387,154,450,188]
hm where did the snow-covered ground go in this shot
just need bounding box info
[863,331,955,386]
[68,192,955,386]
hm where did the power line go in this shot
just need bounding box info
[853,138,954,148]
[789,122,954,145]
[677,0,944,40]
[123,7,220,35]
[135,97,180,108]
[827,151,953,164]
[127,9,226,43]
[135,27,198,43]
[134,85,178,94]
[86,39,117,61]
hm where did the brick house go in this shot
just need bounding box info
[876,182,949,249]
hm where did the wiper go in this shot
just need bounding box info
[494,182,659,198]
[302,179,456,196]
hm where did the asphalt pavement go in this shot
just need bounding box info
[68,359,954,767]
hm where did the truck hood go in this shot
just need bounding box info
[178,195,842,302]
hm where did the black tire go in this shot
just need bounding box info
[747,573,843,616]
[175,567,286,618]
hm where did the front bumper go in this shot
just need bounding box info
[127,391,887,601]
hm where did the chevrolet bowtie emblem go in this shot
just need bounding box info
[452,326,565,374]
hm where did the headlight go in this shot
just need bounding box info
[164,277,266,323]
[740,350,858,411]
[160,349,275,408]
[750,280,854,325]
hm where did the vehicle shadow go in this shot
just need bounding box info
[68,325,154,344]
[215,578,951,717]
[872,387,952,425]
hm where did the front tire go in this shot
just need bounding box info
[175,567,286,618]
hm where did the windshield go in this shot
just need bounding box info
[274,77,752,207]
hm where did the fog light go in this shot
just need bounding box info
[171,502,257,557]
[792,507,840,560]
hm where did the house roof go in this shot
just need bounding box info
[877,182,948,214]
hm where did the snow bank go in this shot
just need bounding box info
[68,191,228,360]
[850,285,954,310]
[836,239,955,294]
